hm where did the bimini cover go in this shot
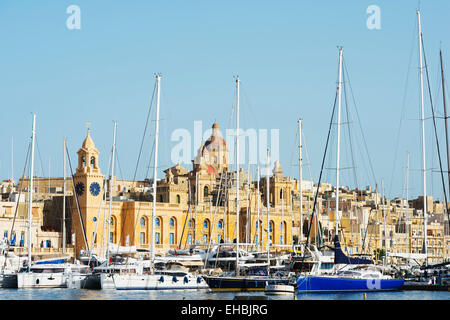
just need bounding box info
[333,235,373,265]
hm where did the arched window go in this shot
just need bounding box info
[82,156,86,168]
[203,219,209,229]
[218,220,223,229]
[155,217,161,227]
[176,194,180,204]
[170,218,175,228]
[204,186,209,197]
[90,156,96,168]
[140,217,146,226]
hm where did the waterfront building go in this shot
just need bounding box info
[2,122,449,264]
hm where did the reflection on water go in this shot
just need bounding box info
[0,289,447,300]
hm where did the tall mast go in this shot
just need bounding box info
[440,50,450,216]
[417,10,428,265]
[406,152,410,208]
[335,47,343,237]
[27,114,36,268]
[406,152,411,254]
[235,75,240,275]
[257,165,260,251]
[195,171,198,244]
[63,138,67,254]
[11,136,14,183]
[266,149,270,268]
[106,121,117,265]
[151,74,161,272]
[298,119,303,244]
[382,179,387,266]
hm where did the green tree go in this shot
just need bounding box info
[373,248,385,263]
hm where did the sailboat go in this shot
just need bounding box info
[202,77,292,291]
[399,12,450,289]
[109,74,209,290]
[14,115,92,288]
[296,47,404,292]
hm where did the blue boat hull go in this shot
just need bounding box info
[297,275,404,292]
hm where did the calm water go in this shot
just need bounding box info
[0,289,447,300]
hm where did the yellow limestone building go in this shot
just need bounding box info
[71,123,294,259]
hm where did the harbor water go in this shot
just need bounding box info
[0,289,447,300]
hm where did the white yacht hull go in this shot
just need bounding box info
[17,273,67,288]
[112,273,210,290]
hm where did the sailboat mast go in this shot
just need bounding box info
[266,149,270,268]
[298,119,303,244]
[440,50,450,213]
[106,121,117,265]
[63,138,67,254]
[382,179,387,266]
[335,47,343,236]
[417,10,428,265]
[11,136,14,183]
[406,152,410,208]
[151,74,161,272]
[235,76,240,275]
[28,114,36,268]
[257,165,260,251]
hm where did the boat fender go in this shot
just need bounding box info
[172,275,178,282]
[184,276,189,284]
[159,276,164,282]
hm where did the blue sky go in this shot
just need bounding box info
[1,0,449,200]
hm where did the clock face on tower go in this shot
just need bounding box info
[90,182,101,196]
[75,182,85,196]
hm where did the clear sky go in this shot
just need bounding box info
[1,0,450,201]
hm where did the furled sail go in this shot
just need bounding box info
[333,235,373,265]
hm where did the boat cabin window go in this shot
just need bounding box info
[30,268,65,273]
[320,263,334,270]
[71,267,91,274]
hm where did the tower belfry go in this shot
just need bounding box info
[72,128,104,258]
[76,128,101,175]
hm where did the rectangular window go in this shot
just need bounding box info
[169,233,174,245]
[188,234,192,245]
[3,231,7,240]
[11,231,16,246]
[109,232,113,243]
[280,235,284,245]
[140,232,146,245]
[155,232,160,245]
[20,232,25,246]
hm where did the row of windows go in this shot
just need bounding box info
[141,232,176,245]
[3,231,25,246]
[140,217,177,228]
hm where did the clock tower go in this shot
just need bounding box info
[72,128,105,258]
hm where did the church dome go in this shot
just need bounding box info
[203,122,226,152]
